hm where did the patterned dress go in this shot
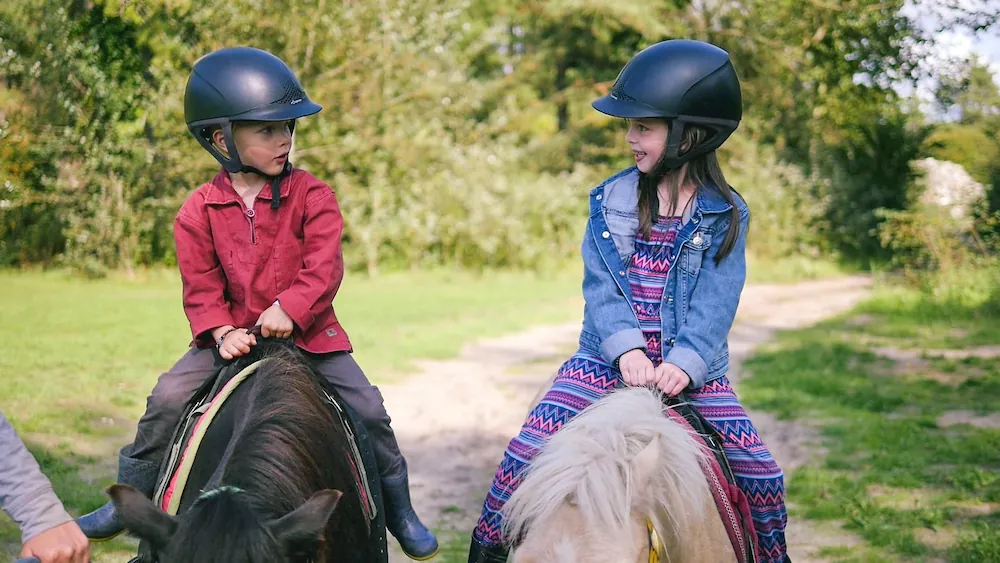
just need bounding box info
[474,215,788,562]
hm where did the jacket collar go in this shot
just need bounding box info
[595,166,734,215]
[203,168,292,205]
[694,181,733,215]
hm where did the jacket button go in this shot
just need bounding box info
[245,209,255,218]
[668,338,675,345]
[596,194,602,200]
[667,295,674,303]
[602,231,610,239]
[619,270,626,276]
[692,216,700,223]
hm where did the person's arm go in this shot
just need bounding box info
[665,207,749,389]
[580,217,645,364]
[0,412,73,543]
[174,197,236,344]
[274,181,345,332]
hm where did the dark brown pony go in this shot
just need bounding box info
[109,342,375,563]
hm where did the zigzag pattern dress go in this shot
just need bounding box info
[474,215,788,562]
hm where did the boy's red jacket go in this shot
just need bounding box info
[174,167,352,353]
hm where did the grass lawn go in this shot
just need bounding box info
[741,283,1000,562]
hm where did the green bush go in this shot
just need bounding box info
[722,133,825,260]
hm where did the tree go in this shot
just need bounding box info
[936,56,1000,126]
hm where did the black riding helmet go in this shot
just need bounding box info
[184,47,322,208]
[592,39,742,168]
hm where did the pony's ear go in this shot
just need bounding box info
[632,435,661,487]
[268,489,343,549]
[108,484,178,549]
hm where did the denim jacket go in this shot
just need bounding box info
[578,167,749,389]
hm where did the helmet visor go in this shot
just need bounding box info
[231,100,323,122]
[592,94,673,119]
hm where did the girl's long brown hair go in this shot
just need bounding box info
[636,123,744,264]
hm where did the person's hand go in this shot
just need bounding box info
[653,362,690,396]
[617,349,656,387]
[255,302,294,339]
[21,521,90,563]
[218,327,257,360]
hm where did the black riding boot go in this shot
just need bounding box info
[467,537,508,563]
[77,448,159,541]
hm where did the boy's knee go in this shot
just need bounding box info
[144,385,191,420]
[349,386,391,428]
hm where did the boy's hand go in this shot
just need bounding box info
[256,302,294,339]
[654,362,691,396]
[21,521,90,563]
[219,329,257,360]
[617,348,657,387]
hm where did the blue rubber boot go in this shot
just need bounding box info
[382,472,439,560]
[77,451,159,541]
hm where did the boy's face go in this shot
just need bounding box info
[624,118,669,174]
[214,120,293,176]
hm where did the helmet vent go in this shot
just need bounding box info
[610,80,636,103]
[273,77,307,105]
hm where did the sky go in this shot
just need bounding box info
[898,0,1000,118]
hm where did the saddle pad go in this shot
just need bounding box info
[664,407,760,563]
[160,360,264,514]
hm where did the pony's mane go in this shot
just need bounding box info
[221,344,347,515]
[502,388,713,554]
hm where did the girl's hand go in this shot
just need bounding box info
[617,349,656,387]
[256,302,294,339]
[219,329,257,360]
[654,362,690,396]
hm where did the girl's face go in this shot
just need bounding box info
[624,118,669,174]
[214,120,293,176]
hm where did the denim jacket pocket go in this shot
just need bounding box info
[605,209,638,263]
[679,229,713,276]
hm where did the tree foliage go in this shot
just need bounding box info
[1,0,996,273]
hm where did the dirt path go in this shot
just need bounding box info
[380,276,873,561]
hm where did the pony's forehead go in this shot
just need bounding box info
[514,514,646,563]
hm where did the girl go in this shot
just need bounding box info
[77,47,438,561]
[468,39,788,563]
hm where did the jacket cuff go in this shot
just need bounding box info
[276,290,316,332]
[600,328,647,365]
[189,310,236,343]
[12,486,73,544]
[665,345,709,389]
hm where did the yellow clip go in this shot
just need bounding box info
[647,519,664,563]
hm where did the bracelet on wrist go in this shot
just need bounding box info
[216,327,239,348]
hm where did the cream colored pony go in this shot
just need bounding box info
[502,387,736,563]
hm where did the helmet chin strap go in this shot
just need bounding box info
[214,121,291,210]
[661,116,738,168]
[237,161,291,210]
